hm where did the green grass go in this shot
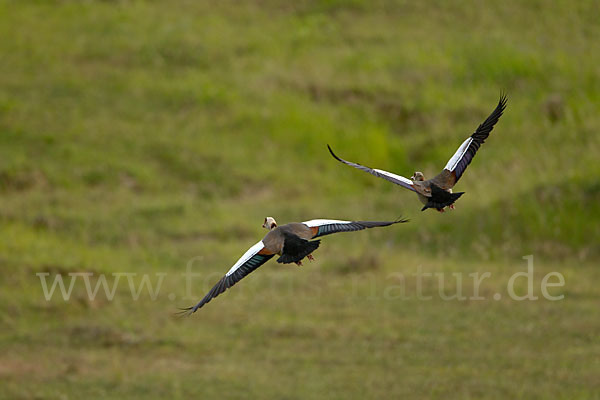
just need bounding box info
[0,0,599,398]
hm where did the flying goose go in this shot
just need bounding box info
[179,216,407,314]
[328,95,507,212]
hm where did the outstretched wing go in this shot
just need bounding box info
[303,218,408,238]
[179,241,274,315]
[431,94,507,189]
[328,145,416,192]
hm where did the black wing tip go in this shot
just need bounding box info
[498,92,508,111]
[357,218,409,227]
[327,144,344,163]
[175,299,211,317]
[174,306,196,318]
[470,92,508,140]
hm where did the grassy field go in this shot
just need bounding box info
[1,0,599,398]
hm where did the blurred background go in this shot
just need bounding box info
[1,0,599,398]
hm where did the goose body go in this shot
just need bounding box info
[328,94,507,212]
[180,217,407,314]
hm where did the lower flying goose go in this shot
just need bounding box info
[328,94,507,212]
[180,217,407,314]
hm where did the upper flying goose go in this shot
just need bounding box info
[179,216,407,314]
[328,94,507,212]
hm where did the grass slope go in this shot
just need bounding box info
[0,1,599,399]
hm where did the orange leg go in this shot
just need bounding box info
[295,260,303,266]
[307,254,315,262]
[449,204,455,210]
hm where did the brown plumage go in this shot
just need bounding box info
[328,94,507,212]
[178,216,408,315]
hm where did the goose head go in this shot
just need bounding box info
[262,217,278,231]
[410,171,425,182]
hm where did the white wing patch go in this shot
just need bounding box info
[225,240,265,277]
[444,137,473,171]
[373,169,414,186]
[302,219,351,227]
